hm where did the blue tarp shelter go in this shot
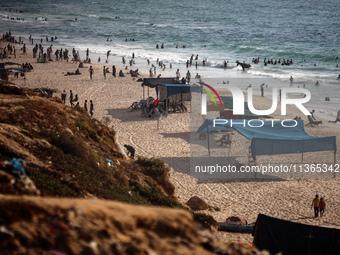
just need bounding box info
[0,68,25,72]
[197,119,337,161]
[156,84,190,99]
[141,77,177,99]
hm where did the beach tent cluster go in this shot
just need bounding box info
[0,61,26,81]
[197,119,337,162]
[141,78,190,114]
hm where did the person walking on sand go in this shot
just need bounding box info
[89,100,94,117]
[69,90,74,107]
[89,66,94,80]
[61,90,67,104]
[124,144,135,159]
[261,83,265,97]
[311,194,320,218]
[186,70,191,83]
[329,110,340,123]
[319,197,326,217]
[84,100,88,112]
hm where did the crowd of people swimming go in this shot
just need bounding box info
[252,57,294,66]
[2,30,340,85]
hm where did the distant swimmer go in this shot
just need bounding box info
[337,74,340,80]
[289,76,294,82]
[315,81,320,86]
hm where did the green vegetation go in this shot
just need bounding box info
[136,156,169,180]
[0,88,185,210]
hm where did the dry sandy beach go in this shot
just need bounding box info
[4,42,340,243]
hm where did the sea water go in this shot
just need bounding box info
[1,0,339,119]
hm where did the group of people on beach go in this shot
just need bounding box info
[60,90,94,117]
[311,194,326,218]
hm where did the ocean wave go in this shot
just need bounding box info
[85,14,98,18]
[152,24,170,28]
[136,22,150,26]
[0,16,28,23]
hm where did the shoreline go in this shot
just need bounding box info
[12,34,340,122]
[2,38,340,244]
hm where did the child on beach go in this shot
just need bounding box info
[89,66,94,80]
[319,197,326,217]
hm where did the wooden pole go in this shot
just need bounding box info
[334,151,336,178]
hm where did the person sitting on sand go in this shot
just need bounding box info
[216,134,232,146]
[119,70,125,77]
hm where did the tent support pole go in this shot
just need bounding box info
[334,151,336,178]
[166,97,168,116]
[143,86,145,100]
[254,157,257,179]
[301,152,303,163]
[207,126,210,156]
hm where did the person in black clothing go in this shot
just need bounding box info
[124,144,135,159]
[112,65,116,77]
[84,100,88,112]
[69,90,74,107]
[61,90,67,104]
[90,100,94,117]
